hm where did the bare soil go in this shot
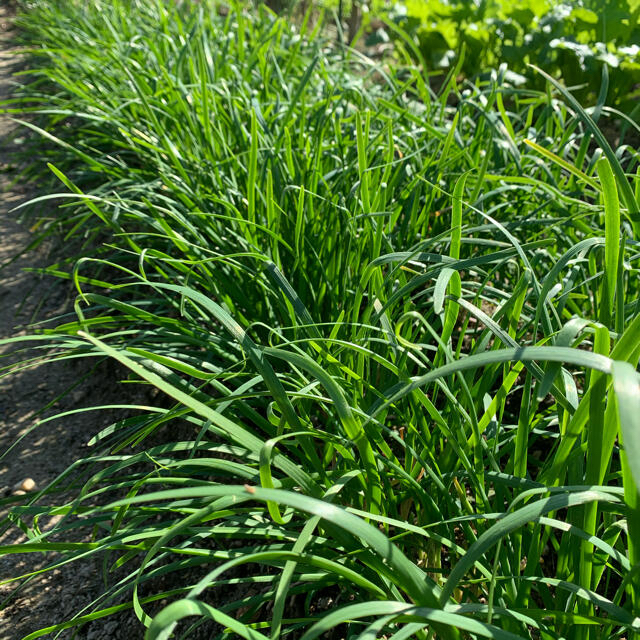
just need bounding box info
[0,7,139,639]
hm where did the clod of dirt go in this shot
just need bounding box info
[14,477,36,492]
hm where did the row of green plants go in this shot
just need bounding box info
[1,0,640,639]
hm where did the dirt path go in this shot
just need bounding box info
[0,9,82,506]
[0,7,135,639]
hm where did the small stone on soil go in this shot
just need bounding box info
[14,477,36,492]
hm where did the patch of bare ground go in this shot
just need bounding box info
[0,6,141,639]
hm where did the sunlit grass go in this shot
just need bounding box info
[1,1,640,639]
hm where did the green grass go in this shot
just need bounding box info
[1,1,640,639]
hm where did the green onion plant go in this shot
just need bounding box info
[1,1,640,638]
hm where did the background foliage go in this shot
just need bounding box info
[336,0,640,112]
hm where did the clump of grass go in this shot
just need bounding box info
[1,1,640,639]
